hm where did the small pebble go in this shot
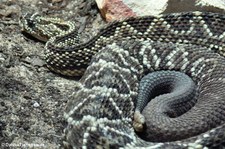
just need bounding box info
[33,101,40,107]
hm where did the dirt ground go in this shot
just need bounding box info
[0,0,105,148]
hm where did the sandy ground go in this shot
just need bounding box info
[0,0,104,148]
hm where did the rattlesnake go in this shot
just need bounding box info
[21,11,225,148]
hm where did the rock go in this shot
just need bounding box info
[33,101,40,108]
[95,0,136,22]
[96,0,225,21]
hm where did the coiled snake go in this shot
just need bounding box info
[20,11,225,148]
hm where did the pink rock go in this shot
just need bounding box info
[96,0,225,22]
[96,0,136,22]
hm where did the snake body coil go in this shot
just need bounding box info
[21,11,225,148]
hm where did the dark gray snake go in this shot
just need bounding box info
[21,11,225,148]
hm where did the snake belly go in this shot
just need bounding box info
[21,11,225,148]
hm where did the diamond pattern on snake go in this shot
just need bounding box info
[20,11,225,149]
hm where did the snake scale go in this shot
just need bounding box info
[20,11,225,148]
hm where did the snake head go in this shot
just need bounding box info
[20,13,76,42]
